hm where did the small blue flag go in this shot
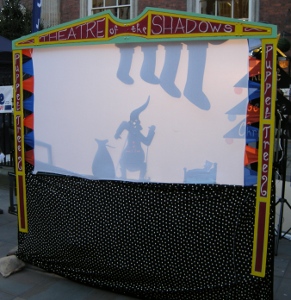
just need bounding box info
[32,0,42,33]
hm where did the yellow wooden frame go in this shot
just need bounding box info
[12,7,278,275]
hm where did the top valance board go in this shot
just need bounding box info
[13,7,276,49]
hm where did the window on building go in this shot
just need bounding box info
[41,0,60,28]
[200,0,248,19]
[188,0,259,22]
[88,0,133,19]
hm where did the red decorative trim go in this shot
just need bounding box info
[150,14,235,35]
[24,113,34,129]
[108,16,148,37]
[18,175,26,229]
[243,27,267,33]
[255,202,266,272]
[18,39,35,45]
[23,77,34,93]
[22,49,33,58]
[15,53,21,112]
[25,150,34,165]
[260,124,271,197]
[263,45,273,120]
[244,145,258,165]
[247,103,260,124]
[15,115,23,172]
[259,43,273,198]
[249,57,261,77]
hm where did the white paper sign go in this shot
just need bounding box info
[0,86,13,113]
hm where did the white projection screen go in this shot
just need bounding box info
[33,39,249,185]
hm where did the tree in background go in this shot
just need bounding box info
[0,0,32,40]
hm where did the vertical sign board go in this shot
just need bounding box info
[251,40,276,277]
[12,8,277,275]
[13,51,28,232]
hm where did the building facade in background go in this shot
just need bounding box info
[19,0,291,37]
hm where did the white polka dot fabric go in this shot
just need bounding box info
[16,164,274,299]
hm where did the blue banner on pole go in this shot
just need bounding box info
[32,0,42,33]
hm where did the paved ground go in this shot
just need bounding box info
[1,159,291,299]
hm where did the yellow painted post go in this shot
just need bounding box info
[251,38,277,277]
[13,50,28,233]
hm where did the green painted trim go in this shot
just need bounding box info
[13,6,277,50]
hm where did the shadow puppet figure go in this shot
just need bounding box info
[114,97,155,181]
[116,41,227,111]
[184,160,217,184]
[92,139,116,179]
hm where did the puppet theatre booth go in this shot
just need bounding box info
[12,8,277,299]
